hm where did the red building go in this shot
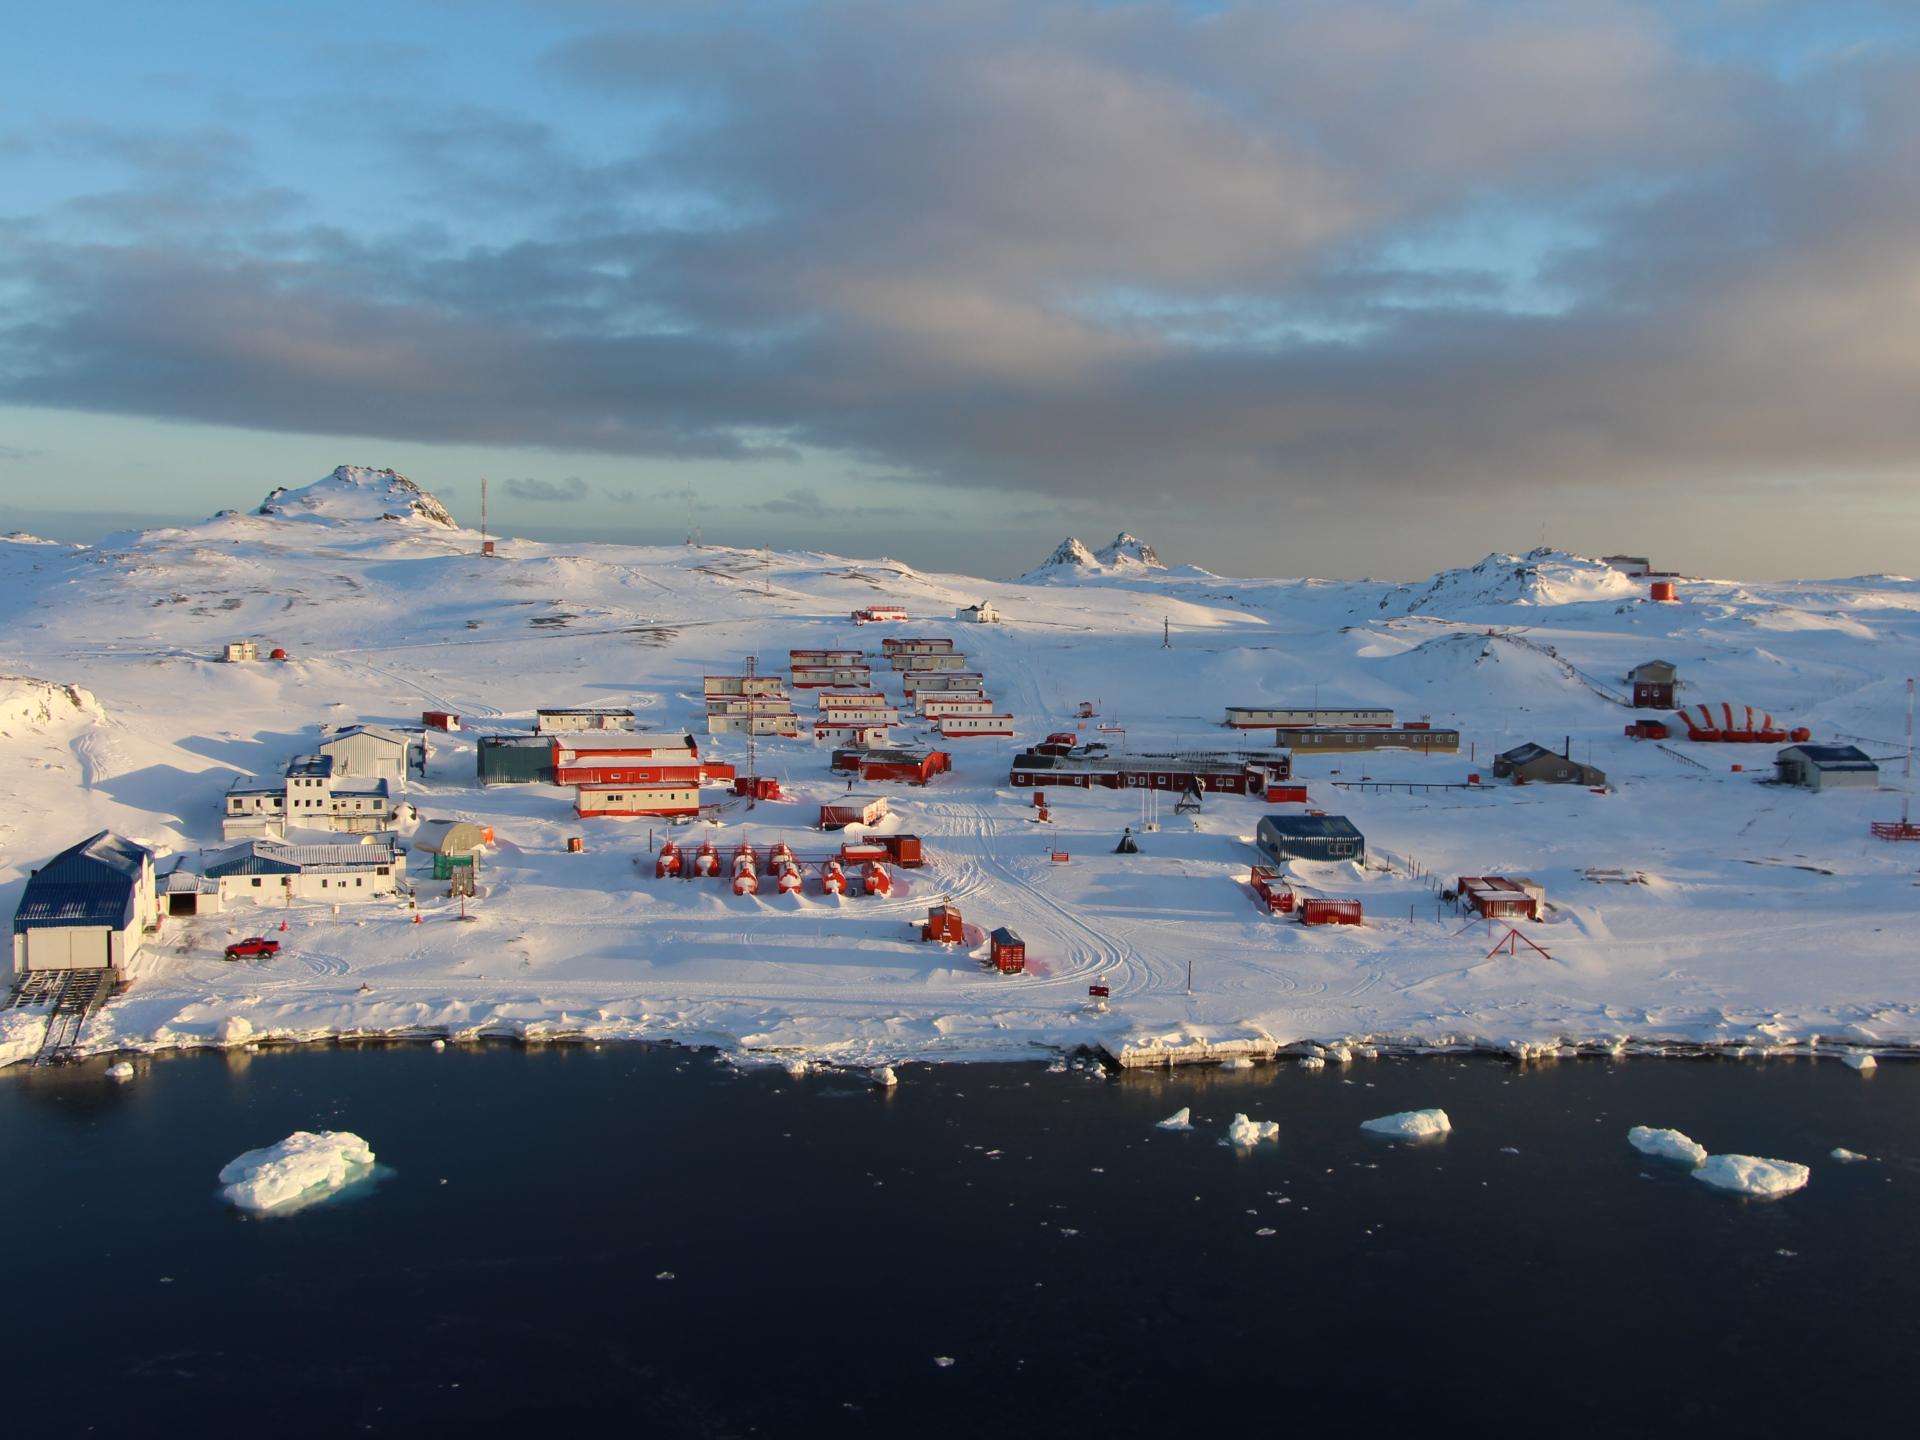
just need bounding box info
[922,904,965,944]
[989,927,1025,973]
[1300,898,1363,926]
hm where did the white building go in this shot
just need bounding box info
[955,601,1000,624]
[318,723,418,783]
[221,640,258,663]
[200,837,408,907]
[223,754,396,841]
[12,832,159,974]
[1775,744,1880,791]
[535,708,637,734]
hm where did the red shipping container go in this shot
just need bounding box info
[1300,899,1363,926]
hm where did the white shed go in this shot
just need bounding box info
[318,724,416,783]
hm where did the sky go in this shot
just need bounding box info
[3,0,1920,581]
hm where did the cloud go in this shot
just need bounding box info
[2,1,1920,529]
[0,445,39,461]
[502,475,588,502]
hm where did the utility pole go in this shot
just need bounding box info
[744,655,759,809]
[1162,616,1171,649]
[480,476,489,552]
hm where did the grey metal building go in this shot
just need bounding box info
[1774,744,1879,791]
[1255,814,1366,865]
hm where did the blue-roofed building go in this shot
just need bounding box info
[199,837,407,907]
[1255,814,1366,865]
[11,831,158,974]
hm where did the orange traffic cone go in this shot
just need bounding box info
[279,920,288,932]
[412,913,422,924]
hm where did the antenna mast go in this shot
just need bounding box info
[1906,676,1915,827]
[480,476,489,553]
[744,654,759,808]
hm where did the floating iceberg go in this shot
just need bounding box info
[106,1061,135,1082]
[1155,1107,1193,1131]
[1628,1126,1707,1167]
[1361,1109,1451,1140]
[1692,1154,1810,1198]
[219,1131,376,1214]
[873,1066,898,1089]
[1842,1053,1877,1072]
[1830,1148,1871,1164]
[1225,1113,1279,1146]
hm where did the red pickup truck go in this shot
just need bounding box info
[224,937,281,960]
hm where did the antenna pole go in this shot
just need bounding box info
[480,476,488,551]
[1906,677,1915,826]
[744,654,758,808]
[1162,615,1170,649]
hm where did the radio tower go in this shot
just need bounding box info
[744,654,759,809]
[480,476,490,554]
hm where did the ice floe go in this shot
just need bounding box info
[1360,1109,1451,1140]
[1842,1053,1877,1071]
[218,1130,377,1214]
[106,1061,135,1081]
[1155,1107,1194,1131]
[1225,1113,1280,1146]
[1692,1153,1810,1198]
[1829,1148,1872,1164]
[1627,1125,1707,1167]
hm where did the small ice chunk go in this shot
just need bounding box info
[1297,1056,1325,1070]
[106,1061,135,1082]
[1628,1126,1707,1167]
[431,1039,447,1052]
[1842,1053,1877,1071]
[1226,1113,1280,1147]
[873,1066,898,1088]
[1360,1109,1451,1140]
[1219,1057,1253,1071]
[1692,1154,1810,1198]
[1829,1148,1872,1164]
[218,1131,376,1214]
[1155,1107,1194,1131]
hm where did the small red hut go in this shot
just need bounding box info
[989,927,1026,973]
[922,904,965,944]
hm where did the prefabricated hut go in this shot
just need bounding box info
[922,904,965,944]
[576,784,702,818]
[1225,706,1393,729]
[1456,876,1545,921]
[220,640,259,663]
[1628,660,1678,710]
[955,601,1000,624]
[820,795,890,830]
[11,831,158,975]
[535,707,637,734]
[1774,744,1879,791]
[1255,814,1366,865]
[1492,743,1607,787]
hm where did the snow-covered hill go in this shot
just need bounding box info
[1,472,1917,1072]
[257,465,457,528]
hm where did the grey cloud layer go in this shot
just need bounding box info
[3,0,1918,509]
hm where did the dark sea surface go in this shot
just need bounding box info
[2,1044,1915,1435]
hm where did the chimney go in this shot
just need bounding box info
[1564,735,1571,759]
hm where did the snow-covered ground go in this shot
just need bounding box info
[3,466,1919,1070]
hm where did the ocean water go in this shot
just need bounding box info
[2,1044,1914,1435]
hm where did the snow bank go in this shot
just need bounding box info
[1155,1107,1193,1131]
[1628,1126,1707,1167]
[0,1010,48,1069]
[218,1131,377,1214]
[1692,1154,1810,1198]
[1225,1113,1279,1146]
[1361,1109,1451,1140]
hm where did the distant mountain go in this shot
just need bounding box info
[255,465,457,529]
[1022,532,1165,581]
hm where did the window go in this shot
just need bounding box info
[251,878,262,888]
[355,878,363,887]
[376,866,389,876]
